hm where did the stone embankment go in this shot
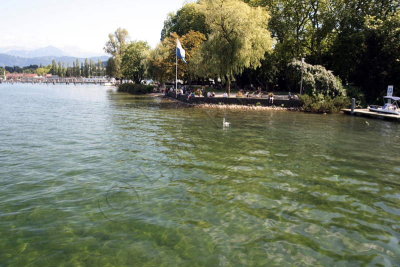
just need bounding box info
[166,92,302,109]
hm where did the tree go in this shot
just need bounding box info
[106,57,117,78]
[147,42,172,84]
[147,31,206,84]
[357,11,400,102]
[121,41,150,84]
[287,59,346,97]
[75,59,81,77]
[97,59,104,76]
[197,0,273,95]
[51,60,57,75]
[180,30,207,83]
[161,3,209,40]
[104,28,129,79]
[84,58,89,77]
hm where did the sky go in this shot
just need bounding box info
[0,0,188,56]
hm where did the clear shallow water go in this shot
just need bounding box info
[0,84,399,266]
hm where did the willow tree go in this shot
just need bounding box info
[104,28,129,79]
[197,0,273,95]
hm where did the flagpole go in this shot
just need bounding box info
[175,49,178,98]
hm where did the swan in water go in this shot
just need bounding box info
[223,118,230,127]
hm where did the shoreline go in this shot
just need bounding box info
[163,91,304,109]
[195,103,300,111]
[162,95,301,111]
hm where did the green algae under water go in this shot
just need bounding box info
[0,84,399,266]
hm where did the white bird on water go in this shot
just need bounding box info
[223,118,230,127]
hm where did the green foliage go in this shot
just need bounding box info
[117,83,154,94]
[151,0,400,103]
[287,60,346,97]
[147,31,206,83]
[356,10,400,103]
[121,41,150,84]
[161,3,209,40]
[146,42,171,84]
[345,85,366,107]
[2,60,104,78]
[106,58,117,78]
[238,0,400,103]
[300,94,350,113]
[104,28,130,78]
[197,0,273,94]
[36,66,51,76]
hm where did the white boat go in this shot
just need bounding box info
[369,96,400,115]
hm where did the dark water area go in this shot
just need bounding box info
[0,84,399,266]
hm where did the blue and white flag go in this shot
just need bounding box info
[176,39,187,63]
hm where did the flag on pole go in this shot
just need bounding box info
[176,39,187,63]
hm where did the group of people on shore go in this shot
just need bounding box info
[163,86,296,103]
[236,89,275,103]
[165,86,217,100]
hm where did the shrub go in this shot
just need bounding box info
[300,94,350,113]
[345,84,366,107]
[287,60,346,97]
[118,83,154,94]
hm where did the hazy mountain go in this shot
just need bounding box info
[61,46,106,58]
[0,45,107,59]
[5,46,68,58]
[0,46,26,53]
[0,54,109,67]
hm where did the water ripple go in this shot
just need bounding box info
[1,84,400,266]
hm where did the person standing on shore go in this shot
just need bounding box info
[269,93,274,104]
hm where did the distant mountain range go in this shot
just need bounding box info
[0,46,68,58]
[0,46,109,67]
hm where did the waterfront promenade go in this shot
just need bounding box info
[165,91,303,108]
[0,77,114,85]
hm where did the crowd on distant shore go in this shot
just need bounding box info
[165,86,217,100]
[163,86,298,102]
[163,86,299,103]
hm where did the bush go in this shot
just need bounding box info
[287,60,346,97]
[345,84,366,107]
[300,94,350,113]
[118,83,154,94]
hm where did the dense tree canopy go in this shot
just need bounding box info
[121,41,150,84]
[106,58,117,78]
[197,0,274,94]
[160,3,209,40]
[105,0,399,103]
[238,0,400,102]
[147,31,206,84]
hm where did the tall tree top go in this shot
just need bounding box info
[104,28,130,57]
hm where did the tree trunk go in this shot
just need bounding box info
[227,76,231,97]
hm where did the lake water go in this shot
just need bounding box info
[0,84,399,266]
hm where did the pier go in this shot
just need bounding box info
[0,77,114,85]
[342,109,400,122]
